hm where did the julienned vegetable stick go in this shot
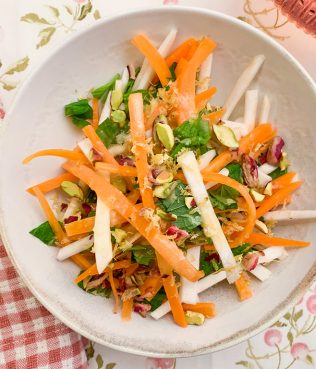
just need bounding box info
[78,138,93,162]
[259,163,278,174]
[264,210,316,222]
[22,149,87,165]
[132,30,176,89]
[221,120,248,140]
[198,149,216,170]
[134,29,177,90]
[99,91,112,123]
[259,247,287,263]
[163,275,187,327]
[93,168,113,274]
[259,95,271,123]
[196,53,213,94]
[120,67,130,93]
[180,246,201,304]
[243,90,258,133]
[57,235,93,261]
[222,55,265,120]
[27,172,77,195]
[250,264,272,282]
[204,168,229,190]
[178,151,240,284]
[235,272,252,301]
[92,98,99,129]
[63,162,203,282]
[247,233,310,247]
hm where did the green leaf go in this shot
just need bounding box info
[96,354,103,369]
[77,1,93,21]
[71,116,90,128]
[231,243,252,256]
[273,321,287,327]
[124,89,151,105]
[4,56,29,75]
[105,363,116,369]
[158,181,202,232]
[294,309,303,322]
[77,275,112,298]
[20,13,51,24]
[92,73,120,100]
[209,187,237,210]
[47,6,60,17]
[36,27,56,49]
[65,99,92,118]
[169,62,177,81]
[287,331,293,345]
[236,361,254,369]
[2,82,16,91]
[85,342,95,360]
[284,312,291,320]
[226,163,244,184]
[200,251,220,276]
[93,10,101,20]
[96,118,121,148]
[29,221,56,246]
[64,5,73,15]
[306,355,313,365]
[132,246,155,266]
[147,288,166,311]
[269,167,288,180]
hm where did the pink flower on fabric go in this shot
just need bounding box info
[163,0,179,5]
[0,98,5,120]
[291,342,309,360]
[306,294,316,314]
[264,329,282,346]
[145,358,175,369]
[74,0,86,3]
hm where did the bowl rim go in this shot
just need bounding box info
[0,5,315,358]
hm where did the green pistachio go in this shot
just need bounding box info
[111,109,126,126]
[61,181,83,200]
[213,124,239,148]
[156,122,175,151]
[185,311,205,326]
[250,188,265,202]
[111,89,123,110]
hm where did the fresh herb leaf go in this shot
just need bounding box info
[209,188,238,210]
[158,181,202,231]
[96,118,122,148]
[200,251,222,276]
[147,288,166,311]
[169,62,177,81]
[71,116,90,128]
[92,73,120,99]
[232,243,252,256]
[269,167,288,180]
[29,221,56,246]
[64,99,92,118]
[132,245,155,266]
[86,189,97,203]
[226,163,244,184]
[77,272,112,298]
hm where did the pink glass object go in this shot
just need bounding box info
[274,0,316,36]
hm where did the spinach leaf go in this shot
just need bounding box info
[29,221,56,246]
[64,99,92,118]
[200,251,222,276]
[232,243,253,256]
[71,116,90,128]
[226,163,244,184]
[96,118,125,148]
[269,167,288,180]
[91,73,120,99]
[209,186,238,210]
[132,245,155,266]
[147,288,166,311]
[158,181,202,231]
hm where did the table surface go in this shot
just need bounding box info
[0,1,315,368]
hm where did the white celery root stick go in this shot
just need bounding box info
[223,55,265,119]
[178,151,240,283]
[57,236,94,261]
[243,89,258,133]
[196,54,213,94]
[258,95,270,123]
[180,246,201,304]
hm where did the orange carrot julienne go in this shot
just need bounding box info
[256,181,302,219]
[128,93,155,209]
[95,162,137,177]
[185,39,199,60]
[182,302,216,318]
[246,233,310,247]
[203,108,225,125]
[127,189,140,205]
[33,186,68,245]
[235,272,252,301]
[92,98,99,129]
[195,86,217,111]
[71,254,93,270]
[163,275,187,327]
[27,172,77,195]
[144,102,167,130]
[108,269,120,313]
[131,34,171,86]
[23,149,87,165]
[175,58,188,78]
[165,38,197,66]
[121,298,134,321]
[271,172,296,190]
[64,161,203,282]
[82,125,118,166]
[139,274,163,300]
[125,263,139,277]
[176,37,217,124]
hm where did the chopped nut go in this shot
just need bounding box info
[61,181,83,200]
[185,311,205,326]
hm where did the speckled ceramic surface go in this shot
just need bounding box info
[0,7,315,357]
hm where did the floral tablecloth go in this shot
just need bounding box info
[0,1,315,368]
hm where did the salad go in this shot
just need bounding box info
[23,30,313,327]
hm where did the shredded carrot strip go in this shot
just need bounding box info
[71,254,92,270]
[271,172,296,190]
[129,93,155,209]
[64,161,203,282]
[121,298,134,321]
[131,34,171,86]
[175,58,188,78]
[235,272,252,301]
[23,149,87,165]
[203,108,225,125]
[127,189,140,204]
[27,172,77,195]
[162,275,187,327]
[95,162,137,177]
[165,38,197,66]
[92,98,99,129]
[108,269,120,313]
[139,274,163,300]
[176,37,217,124]
[247,233,310,247]
[144,102,167,130]
[256,182,302,219]
[125,263,139,277]
[82,125,118,166]
[202,124,275,175]
[195,86,217,111]
[185,40,199,60]
[182,302,216,318]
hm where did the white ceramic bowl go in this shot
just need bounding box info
[0,7,315,358]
